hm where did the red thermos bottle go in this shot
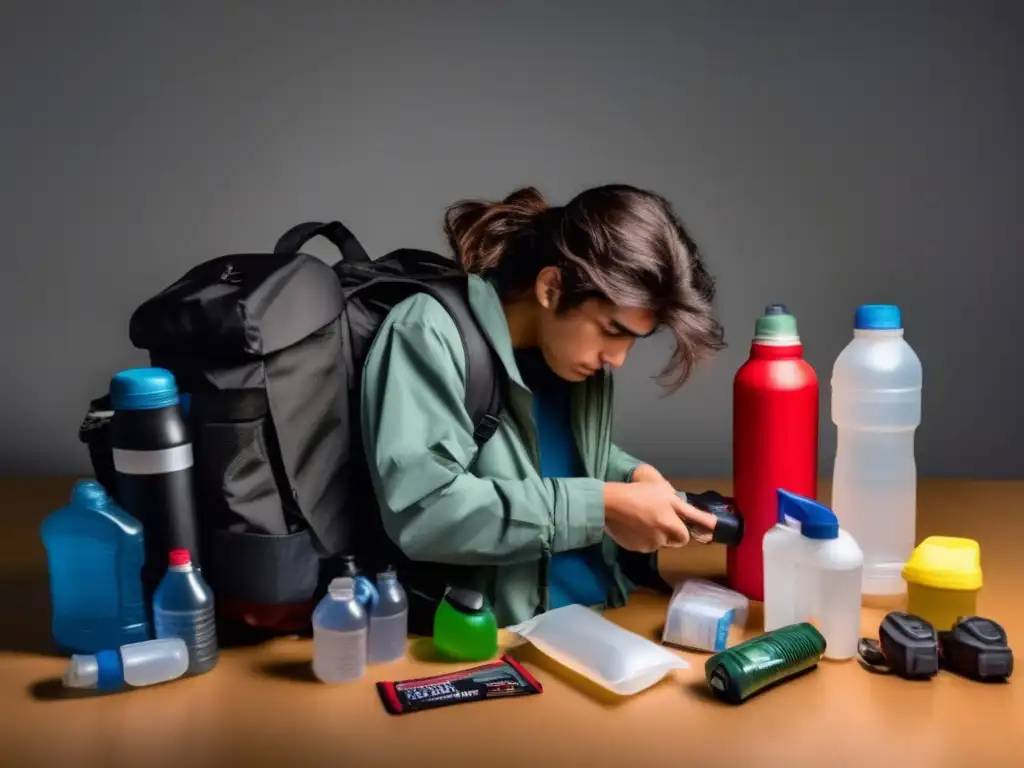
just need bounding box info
[729,304,819,602]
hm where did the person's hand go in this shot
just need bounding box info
[629,464,722,543]
[602,482,711,553]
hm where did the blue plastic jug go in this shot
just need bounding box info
[40,480,151,654]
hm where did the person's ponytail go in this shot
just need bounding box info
[444,187,549,274]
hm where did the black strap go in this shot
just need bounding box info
[424,281,504,446]
[274,221,370,263]
[342,248,505,447]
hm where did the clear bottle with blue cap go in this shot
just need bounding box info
[62,637,189,692]
[762,489,863,660]
[830,304,922,597]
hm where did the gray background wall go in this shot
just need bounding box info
[2,0,1021,479]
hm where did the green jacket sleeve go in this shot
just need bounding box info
[360,296,607,567]
[606,443,644,483]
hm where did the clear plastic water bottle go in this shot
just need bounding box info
[368,568,408,664]
[830,304,922,596]
[312,577,367,683]
[63,637,189,691]
[40,480,150,654]
[153,549,218,676]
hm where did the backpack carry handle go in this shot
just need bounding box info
[274,221,371,263]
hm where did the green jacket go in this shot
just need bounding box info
[360,274,644,626]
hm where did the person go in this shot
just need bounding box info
[359,184,727,629]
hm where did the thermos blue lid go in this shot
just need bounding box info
[109,367,180,410]
[854,304,902,331]
[71,479,111,510]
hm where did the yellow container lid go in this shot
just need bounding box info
[902,536,983,591]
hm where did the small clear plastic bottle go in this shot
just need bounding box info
[312,577,368,683]
[63,637,189,691]
[153,549,218,676]
[368,569,408,664]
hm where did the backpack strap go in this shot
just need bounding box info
[282,228,504,447]
[428,280,504,446]
[274,221,370,264]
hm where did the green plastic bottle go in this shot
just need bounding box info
[432,588,498,662]
[705,622,826,704]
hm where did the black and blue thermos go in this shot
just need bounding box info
[109,367,200,599]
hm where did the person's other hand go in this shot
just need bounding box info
[603,482,693,553]
[630,463,676,492]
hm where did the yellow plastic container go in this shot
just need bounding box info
[901,536,983,630]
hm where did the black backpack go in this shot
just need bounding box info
[83,221,505,637]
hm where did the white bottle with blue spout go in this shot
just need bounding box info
[763,489,863,660]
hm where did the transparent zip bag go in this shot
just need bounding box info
[507,604,689,696]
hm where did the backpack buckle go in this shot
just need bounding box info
[473,414,502,444]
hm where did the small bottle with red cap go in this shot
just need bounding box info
[153,548,218,676]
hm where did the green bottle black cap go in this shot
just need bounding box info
[753,303,800,345]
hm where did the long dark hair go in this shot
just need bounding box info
[443,184,725,391]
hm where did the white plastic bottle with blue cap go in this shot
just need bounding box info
[763,489,863,660]
[62,637,189,692]
[830,304,922,596]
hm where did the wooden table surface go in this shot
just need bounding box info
[1,476,1020,767]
